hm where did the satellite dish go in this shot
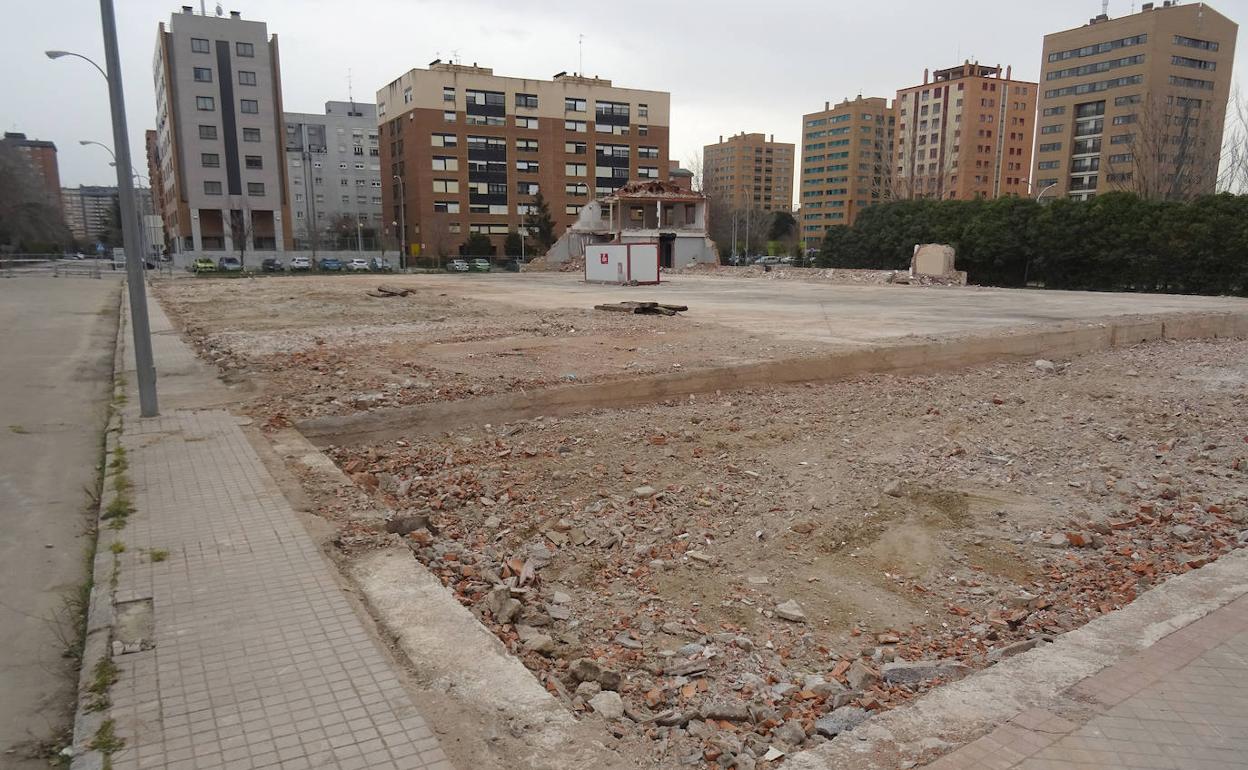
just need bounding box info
[215,3,223,16]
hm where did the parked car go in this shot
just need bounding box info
[447,259,470,272]
[290,255,312,271]
[347,257,370,272]
[319,257,344,272]
[469,258,492,272]
[218,256,243,272]
[779,255,794,265]
[261,257,284,272]
[753,255,781,266]
[193,257,217,273]
[368,257,393,272]
[502,259,522,272]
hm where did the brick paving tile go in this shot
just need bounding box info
[927,594,1248,769]
[105,297,453,769]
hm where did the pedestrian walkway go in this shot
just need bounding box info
[925,593,1248,769]
[104,292,453,769]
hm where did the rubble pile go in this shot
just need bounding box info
[672,264,972,287]
[328,339,1248,766]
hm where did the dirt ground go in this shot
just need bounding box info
[154,274,1248,770]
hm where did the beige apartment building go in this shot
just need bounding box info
[702,133,794,212]
[895,63,1037,202]
[376,62,670,256]
[1033,1,1238,201]
[152,7,292,259]
[798,96,893,239]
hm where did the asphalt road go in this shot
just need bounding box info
[0,277,119,765]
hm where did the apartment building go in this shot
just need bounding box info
[152,7,291,258]
[284,101,383,248]
[894,63,1037,201]
[2,132,62,212]
[798,96,894,239]
[1033,1,1238,201]
[702,133,795,212]
[376,62,670,256]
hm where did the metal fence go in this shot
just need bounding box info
[0,256,108,279]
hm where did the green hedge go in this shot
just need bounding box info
[817,192,1248,295]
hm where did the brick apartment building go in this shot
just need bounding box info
[894,63,1037,201]
[2,132,62,212]
[798,96,894,238]
[1033,1,1238,201]
[376,62,670,257]
[702,132,795,213]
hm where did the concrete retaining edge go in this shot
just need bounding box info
[69,285,127,770]
[298,310,1248,446]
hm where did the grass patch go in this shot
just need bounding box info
[146,548,169,563]
[108,445,127,472]
[102,495,133,522]
[109,541,126,554]
[89,718,124,754]
[85,657,119,712]
[9,424,30,434]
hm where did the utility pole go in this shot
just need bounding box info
[392,174,406,270]
[101,0,157,416]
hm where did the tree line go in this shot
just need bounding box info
[816,192,1248,296]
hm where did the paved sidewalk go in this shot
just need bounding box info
[104,292,452,769]
[926,593,1248,769]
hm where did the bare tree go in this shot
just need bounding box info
[1105,93,1226,200]
[1218,86,1248,194]
[229,203,255,269]
[423,212,454,263]
[887,124,962,200]
[684,151,706,193]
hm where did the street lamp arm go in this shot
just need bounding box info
[46,49,108,81]
[80,139,117,161]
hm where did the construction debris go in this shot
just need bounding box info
[594,301,688,316]
[367,284,413,298]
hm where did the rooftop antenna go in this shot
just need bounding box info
[348,68,354,104]
[199,0,205,14]
[578,33,584,76]
[215,2,223,16]
[1102,0,1109,15]
[450,49,460,65]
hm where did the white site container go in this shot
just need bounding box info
[584,242,660,285]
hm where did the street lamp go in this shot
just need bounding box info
[48,7,158,417]
[392,174,406,271]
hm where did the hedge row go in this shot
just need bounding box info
[817,192,1248,295]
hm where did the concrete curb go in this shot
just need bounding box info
[298,309,1248,446]
[786,545,1248,770]
[68,287,127,770]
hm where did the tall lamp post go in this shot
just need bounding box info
[47,10,158,417]
[392,174,406,271]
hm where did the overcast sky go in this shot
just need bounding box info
[5,0,1245,188]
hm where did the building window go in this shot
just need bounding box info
[432,179,460,193]
[434,201,460,213]
[566,204,582,215]
[443,111,456,123]
[638,166,659,179]
[1042,106,1066,117]
[564,120,586,133]
[516,138,539,152]
[565,182,588,196]
[1038,142,1062,153]
[193,66,212,82]
[517,182,539,195]
[247,182,264,196]
[191,37,210,53]
[203,180,222,195]
[1040,124,1064,134]
[565,162,587,176]
[235,42,254,57]
[240,99,259,114]
[1113,94,1141,107]
[245,155,263,169]
[515,116,538,129]
[431,133,457,147]
[638,103,649,117]
[243,127,260,142]
[1112,114,1137,125]
[638,146,659,159]
[516,93,538,109]
[238,70,257,86]
[565,141,587,154]
[565,97,586,112]
[1037,160,1061,170]
[196,96,215,111]
[442,86,455,102]
[198,124,218,140]
[1173,35,1218,52]
[432,156,458,171]
[201,153,220,168]
[638,125,648,136]
[1168,75,1214,91]
[516,160,539,172]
